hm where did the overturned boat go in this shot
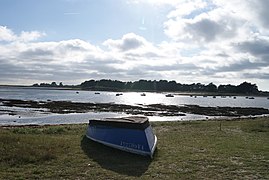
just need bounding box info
[86,116,157,158]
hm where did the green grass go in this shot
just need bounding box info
[0,118,268,179]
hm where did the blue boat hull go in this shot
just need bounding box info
[86,123,157,158]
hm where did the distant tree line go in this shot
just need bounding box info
[33,82,64,87]
[79,79,260,94]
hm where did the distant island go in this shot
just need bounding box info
[32,79,269,96]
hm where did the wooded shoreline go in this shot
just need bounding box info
[29,79,269,96]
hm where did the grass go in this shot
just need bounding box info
[0,117,268,179]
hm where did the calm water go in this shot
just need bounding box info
[0,87,269,125]
[1,87,269,108]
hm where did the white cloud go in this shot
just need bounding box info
[18,31,46,42]
[0,26,16,42]
[164,5,244,44]
[0,29,124,84]
[160,0,269,89]
[0,26,45,42]
[1,0,269,90]
[164,0,269,44]
[167,0,208,18]
[103,33,148,51]
[212,0,269,31]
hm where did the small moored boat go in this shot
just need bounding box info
[165,94,174,97]
[86,116,157,158]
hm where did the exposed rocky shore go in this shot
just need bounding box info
[1,98,269,117]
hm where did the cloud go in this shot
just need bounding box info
[236,36,269,57]
[159,0,269,87]
[0,26,45,42]
[167,0,209,18]
[1,0,269,90]
[18,31,45,42]
[255,1,269,29]
[0,26,16,42]
[0,28,128,84]
[19,48,54,60]
[212,0,269,32]
[164,5,242,43]
[243,72,269,80]
[0,28,190,84]
[103,33,147,51]
[204,60,266,75]
[164,0,269,45]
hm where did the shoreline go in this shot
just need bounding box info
[1,85,269,97]
[1,98,269,117]
[1,115,268,128]
[1,98,269,127]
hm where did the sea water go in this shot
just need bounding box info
[0,86,269,125]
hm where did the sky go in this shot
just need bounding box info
[1,0,269,90]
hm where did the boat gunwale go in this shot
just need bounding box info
[89,117,150,130]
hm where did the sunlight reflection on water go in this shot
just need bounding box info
[1,87,269,125]
[0,87,268,108]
